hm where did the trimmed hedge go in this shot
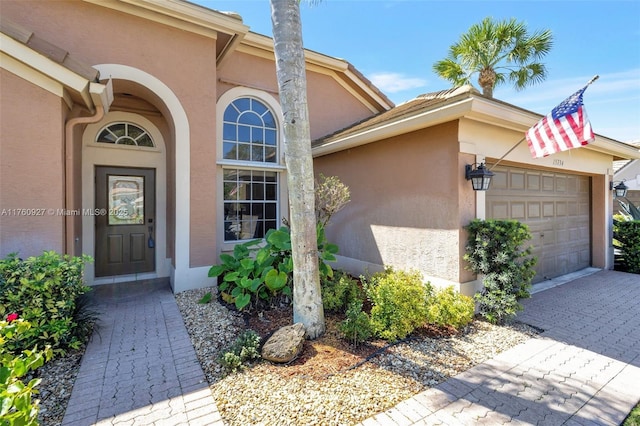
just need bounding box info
[614,220,640,274]
[0,251,93,356]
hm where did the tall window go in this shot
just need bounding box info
[221,97,280,241]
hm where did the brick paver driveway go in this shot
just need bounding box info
[361,270,640,425]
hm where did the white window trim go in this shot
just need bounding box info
[216,87,289,253]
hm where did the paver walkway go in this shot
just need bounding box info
[62,270,640,425]
[360,270,640,425]
[61,279,223,425]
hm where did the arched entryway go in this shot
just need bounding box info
[82,111,168,285]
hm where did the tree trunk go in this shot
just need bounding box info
[270,0,325,339]
[478,67,496,98]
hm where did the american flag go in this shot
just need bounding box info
[526,85,595,158]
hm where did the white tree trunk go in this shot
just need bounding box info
[270,0,325,339]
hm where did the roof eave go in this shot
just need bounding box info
[312,92,640,161]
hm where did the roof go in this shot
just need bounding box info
[80,0,393,113]
[0,18,111,112]
[312,85,640,162]
[312,86,477,148]
[614,140,640,174]
[0,18,99,82]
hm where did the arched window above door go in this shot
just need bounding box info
[96,122,154,148]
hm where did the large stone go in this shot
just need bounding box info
[261,323,306,363]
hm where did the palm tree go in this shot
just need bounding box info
[433,17,553,98]
[270,0,325,339]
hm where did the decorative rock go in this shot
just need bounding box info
[261,323,306,363]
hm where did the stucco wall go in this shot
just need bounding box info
[2,0,218,267]
[0,69,66,257]
[218,51,377,140]
[314,121,464,285]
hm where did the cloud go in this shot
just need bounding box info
[369,72,428,93]
[496,69,640,111]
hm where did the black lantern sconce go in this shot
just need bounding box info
[610,180,628,198]
[465,163,494,191]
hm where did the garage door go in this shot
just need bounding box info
[486,166,591,284]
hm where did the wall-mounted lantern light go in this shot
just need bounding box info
[610,180,628,198]
[465,163,494,191]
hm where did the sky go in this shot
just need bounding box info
[196,0,640,143]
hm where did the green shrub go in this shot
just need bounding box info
[208,225,338,312]
[364,268,431,341]
[0,251,94,356]
[217,330,261,374]
[465,219,536,324]
[1,317,53,426]
[427,286,475,330]
[321,270,363,313]
[613,220,640,274]
[339,301,372,346]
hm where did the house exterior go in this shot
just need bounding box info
[613,142,640,209]
[1,1,638,295]
[313,87,640,295]
[0,0,392,292]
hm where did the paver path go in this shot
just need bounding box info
[61,279,223,426]
[63,271,639,425]
[360,270,640,425]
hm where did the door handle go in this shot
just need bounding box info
[148,218,155,248]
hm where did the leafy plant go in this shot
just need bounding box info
[1,317,53,425]
[217,330,261,374]
[207,224,338,312]
[613,220,640,274]
[363,268,431,341]
[0,251,94,356]
[615,197,640,221]
[465,219,537,324]
[426,286,475,330]
[339,301,372,346]
[321,270,363,313]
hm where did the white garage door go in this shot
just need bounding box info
[486,166,591,284]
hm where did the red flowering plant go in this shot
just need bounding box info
[6,313,18,323]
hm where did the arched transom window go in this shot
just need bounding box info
[221,97,280,242]
[96,122,154,147]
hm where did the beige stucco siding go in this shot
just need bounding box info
[0,69,66,257]
[314,122,464,284]
[2,0,219,267]
[306,72,379,140]
[218,51,377,140]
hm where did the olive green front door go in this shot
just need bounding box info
[95,166,155,277]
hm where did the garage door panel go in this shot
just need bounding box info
[492,170,508,189]
[556,202,567,216]
[487,166,591,284]
[511,202,526,219]
[527,173,541,190]
[511,172,525,189]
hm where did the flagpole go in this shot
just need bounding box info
[488,137,525,171]
[488,75,599,171]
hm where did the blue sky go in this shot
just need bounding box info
[197,0,640,143]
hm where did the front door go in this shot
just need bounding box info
[95,166,155,277]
